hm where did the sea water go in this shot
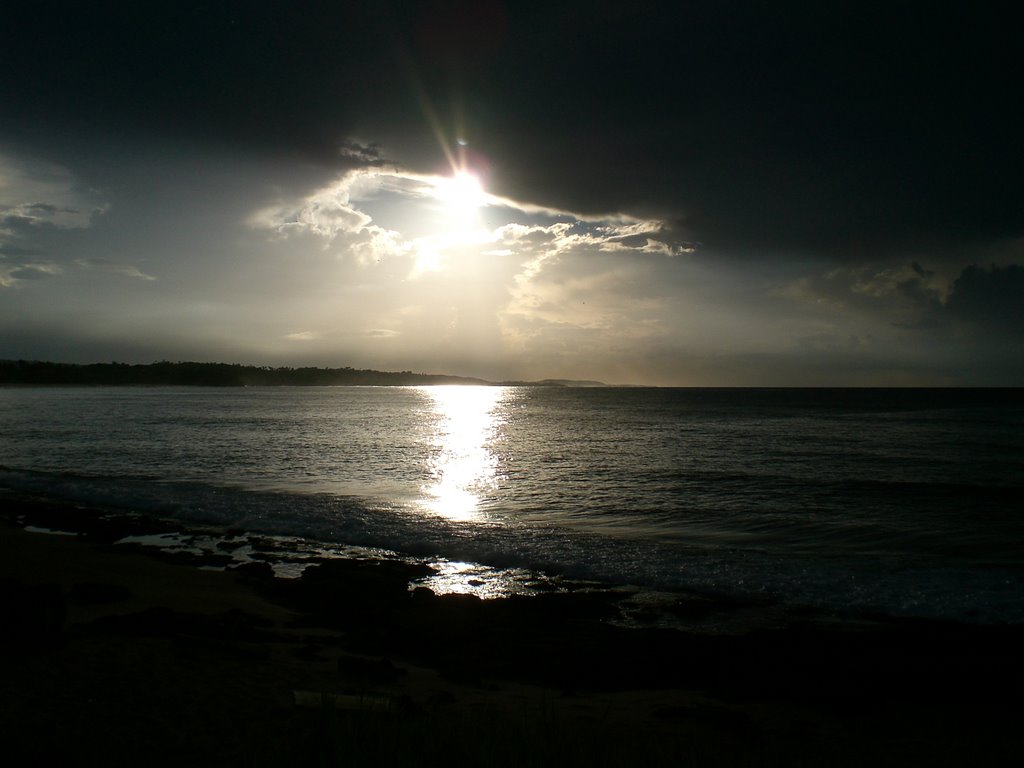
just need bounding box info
[1,385,1022,622]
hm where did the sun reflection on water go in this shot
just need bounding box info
[415,559,542,599]
[420,385,510,522]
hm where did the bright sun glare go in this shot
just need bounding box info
[433,171,487,215]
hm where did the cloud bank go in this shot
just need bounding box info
[0,3,1021,384]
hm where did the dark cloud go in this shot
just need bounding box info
[9,266,56,281]
[784,259,1024,347]
[2,2,1019,256]
[891,262,1024,340]
[1,214,39,232]
[608,234,651,249]
[0,244,39,256]
[945,264,1024,336]
[451,3,1022,252]
[338,141,391,167]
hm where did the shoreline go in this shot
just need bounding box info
[3,493,1022,765]
[6,469,1020,628]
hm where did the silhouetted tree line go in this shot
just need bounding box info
[0,360,490,387]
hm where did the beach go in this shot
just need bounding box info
[3,492,1021,766]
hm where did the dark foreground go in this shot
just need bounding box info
[2,495,1021,766]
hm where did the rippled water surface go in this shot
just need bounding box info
[2,386,1022,621]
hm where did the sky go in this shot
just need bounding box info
[1,1,1021,386]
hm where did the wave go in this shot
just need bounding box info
[3,466,1021,624]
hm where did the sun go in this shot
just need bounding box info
[432,171,487,215]
[410,167,492,274]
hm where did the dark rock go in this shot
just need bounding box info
[128,548,234,569]
[270,558,437,624]
[68,581,133,604]
[232,561,275,580]
[90,606,278,644]
[336,655,405,685]
[0,578,66,650]
[411,586,436,602]
[301,558,435,594]
[10,498,179,543]
[292,643,326,661]
[663,594,726,620]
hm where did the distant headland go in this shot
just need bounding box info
[0,360,606,388]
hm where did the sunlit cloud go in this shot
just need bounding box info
[240,150,705,380]
[248,170,376,242]
[76,258,156,281]
[245,158,692,369]
[249,162,682,269]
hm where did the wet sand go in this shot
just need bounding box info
[2,493,1021,766]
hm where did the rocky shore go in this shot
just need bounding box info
[2,493,1021,766]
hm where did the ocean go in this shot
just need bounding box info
[1,385,1022,624]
